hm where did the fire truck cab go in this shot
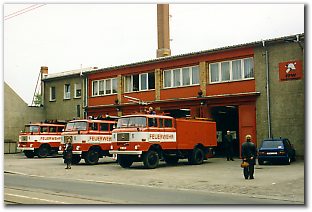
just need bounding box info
[109,114,217,169]
[17,122,65,158]
[58,118,117,165]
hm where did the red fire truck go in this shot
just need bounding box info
[17,122,66,158]
[58,118,117,165]
[109,114,217,169]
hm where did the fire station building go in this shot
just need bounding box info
[84,34,304,157]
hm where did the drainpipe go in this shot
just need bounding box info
[262,40,272,138]
[84,76,88,119]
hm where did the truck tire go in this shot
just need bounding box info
[118,155,133,168]
[24,150,35,158]
[37,145,50,158]
[84,149,99,165]
[164,156,179,165]
[188,148,204,165]
[72,155,81,164]
[143,150,159,169]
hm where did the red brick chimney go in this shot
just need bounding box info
[157,4,171,58]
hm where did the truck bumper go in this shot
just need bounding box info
[58,151,82,154]
[17,147,34,151]
[109,150,142,155]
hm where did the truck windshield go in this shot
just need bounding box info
[117,117,147,128]
[25,125,39,133]
[65,121,88,131]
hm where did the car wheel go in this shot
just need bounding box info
[258,159,264,165]
[285,157,291,165]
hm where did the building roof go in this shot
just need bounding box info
[42,67,98,81]
[85,33,304,75]
[43,33,304,79]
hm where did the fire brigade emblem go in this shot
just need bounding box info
[285,62,296,73]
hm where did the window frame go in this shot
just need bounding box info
[124,72,155,93]
[92,77,118,97]
[64,84,71,100]
[163,65,200,89]
[49,86,56,101]
[74,83,82,98]
[209,57,254,83]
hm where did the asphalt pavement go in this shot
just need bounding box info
[3,153,305,204]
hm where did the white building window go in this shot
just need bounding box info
[74,83,82,98]
[64,84,70,99]
[50,86,56,101]
[92,78,118,97]
[163,65,200,88]
[124,72,155,93]
[209,57,254,83]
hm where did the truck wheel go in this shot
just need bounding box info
[188,148,204,165]
[164,156,179,165]
[84,149,99,165]
[118,155,133,168]
[24,150,35,158]
[38,146,50,158]
[143,150,159,169]
[72,155,81,164]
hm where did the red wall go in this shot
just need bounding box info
[207,80,255,96]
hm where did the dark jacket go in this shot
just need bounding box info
[63,143,73,160]
[223,134,233,148]
[241,141,257,160]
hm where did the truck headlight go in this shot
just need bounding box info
[76,146,80,151]
[110,145,113,150]
[30,144,33,147]
[134,145,140,150]
[59,146,62,151]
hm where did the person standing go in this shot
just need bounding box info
[64,139,73,169]
[223,130,234,161]
[241,134,257,179]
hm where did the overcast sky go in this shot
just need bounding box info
[3,2,304,105]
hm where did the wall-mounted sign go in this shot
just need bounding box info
[279,60,303,81]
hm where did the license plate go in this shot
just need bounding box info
[267,152,277,155]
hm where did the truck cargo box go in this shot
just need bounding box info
[175,119,217,150]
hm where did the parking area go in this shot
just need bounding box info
[4,153,304,203]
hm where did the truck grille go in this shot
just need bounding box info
[21,136,28,141]
[117,133,129,141]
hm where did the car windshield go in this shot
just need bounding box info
[261,140,284,149]
[24,125,39,133]
[65,121,88,131]
[117,117,147,128]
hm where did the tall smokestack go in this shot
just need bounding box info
[157,4,171,58]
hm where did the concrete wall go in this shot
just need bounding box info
[254,41,304,156]
[4,83,46,153]
[43,76,85,121]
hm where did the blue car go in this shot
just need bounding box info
[258,138,296,165]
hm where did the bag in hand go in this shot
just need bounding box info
[241,161,249,168]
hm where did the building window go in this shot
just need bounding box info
[64,84,70,99]
[93,81,99,96]
[50,86,56,101]
[124,72,155,93]
[163,65,200,88]
[209,57,254,83]
[76,105,80,118]
[74,83,82,98]
[92,78,118,97]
